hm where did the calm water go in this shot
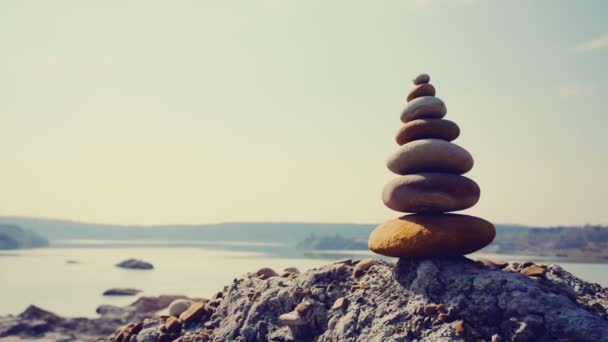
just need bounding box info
[1,242,607,318]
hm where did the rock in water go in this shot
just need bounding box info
[395,118,460,145]
[401,96,447,122]
[103,288,142,296]
[382,173,480,213]
[368,214,495,257]
[115,258,154,270]
[387,139,474,175]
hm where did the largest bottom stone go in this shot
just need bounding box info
[368,214,495,257]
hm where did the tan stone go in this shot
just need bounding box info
[368,214,495,257]
[113,322,143,342]
[387,139,474,175]
[164,316,181,334]
[295,300,313,314]
[353,258,377,277]
[521,265,546,277]
[382,173,480,213]
[407,83,436,102]
[395,119,460,145]
[331,297,348,310]
[454,320,465,335]
[179,301,207,324]
[423,304,438,316]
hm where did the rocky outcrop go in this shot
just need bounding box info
[115,257,608,342]
[2,258,606,341]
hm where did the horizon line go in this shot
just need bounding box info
[2,214,602,229]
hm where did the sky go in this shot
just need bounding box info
[0,0,607,226]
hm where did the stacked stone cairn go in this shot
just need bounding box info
[368,73,495,257]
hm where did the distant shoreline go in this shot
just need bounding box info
[3,238,605,264]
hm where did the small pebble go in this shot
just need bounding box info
[521,265,546,278]
[413,73,430,85]
[331,297,349,310]
[354,258,378,277]
[454,320,465,335]
[423,304,438,316]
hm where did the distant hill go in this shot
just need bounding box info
[2,216,607,262]
[0,224,49,249]
[297,233,368,250]
[490,224,608,261]
[0,217,373,244]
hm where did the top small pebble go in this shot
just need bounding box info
[413,73,430,85]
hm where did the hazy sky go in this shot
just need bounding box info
[1,0,607,226]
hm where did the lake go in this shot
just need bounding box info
[1,241,607,318]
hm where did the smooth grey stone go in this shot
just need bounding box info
[400,96,447,123]
[382,173,480,213]
[413,73,430,85]
[387,139,473,175]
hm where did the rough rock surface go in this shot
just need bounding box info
[116,258,608,342]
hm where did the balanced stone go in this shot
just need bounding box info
[382,173,480,213]
[369,74,495,258]
[395,118,460,145]
[401,96,447,122]
[413,73,430,85]
[387,139,473,175]
[368,214,495,257]
[407,83,436,102]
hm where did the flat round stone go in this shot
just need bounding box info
[368,214,496,257]
[382,173,480,213]
[407,84,436,102]
[395,119,460,145]
[387,139,473,175]
[401,96,447,123]
[413,73,430,85]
